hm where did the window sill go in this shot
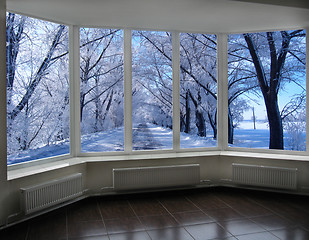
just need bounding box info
[7,157,85,180]
[7,150,309,180]
[219,150,309,162]
[7,151,221,180]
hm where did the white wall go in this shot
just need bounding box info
[1,154,309,227]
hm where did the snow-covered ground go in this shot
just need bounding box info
[7,122,305,165]
[232,120,270,149]
[237,120,268,130]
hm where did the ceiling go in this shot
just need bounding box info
[6,0,309,33]
[233,0,309,9]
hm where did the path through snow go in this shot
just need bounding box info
[133,123,163,150]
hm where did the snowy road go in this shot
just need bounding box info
[133,123,163,150]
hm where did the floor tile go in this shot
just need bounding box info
[212,238,238,240]
[68,235,110,240]
[289,196,309,214]
[2,187,309,240]
[185,222,232,240]
[109,231,151,240]
[68,220,107,238]
[68,198,102,223]
[271,227,309,240]
[230,203,272,217]
[302,224,309,231]
[205,208,244,221]
[139,214,179,230]
[27,210,67,240]
[147,227,194,240]
[219,219,265,236]
[0,222,29,240]
[216,238,238,240]
[186,192,228,210]
[98,199,136,219]
[214,191,248,206]
[275,208,309,227]
[250,214,294,230]
[105,217,145,234]
[158,196,199,213]
[129,198,168,216]
[236,231,280,240]
[251,195,300,219]
[173,211,215,226]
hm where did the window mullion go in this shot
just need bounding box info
[69,25,81,157]
[172,31,180,151]
[124,29,133,153]
[217,33,229,151]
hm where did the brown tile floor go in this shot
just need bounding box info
[1,187,309,240]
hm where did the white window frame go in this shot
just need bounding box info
[6,20,309,172]
[6,13,72,170]
[225,28,308,155]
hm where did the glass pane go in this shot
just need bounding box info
[228,30,306,151]
[179,33,217,148]
[132,30,173,150]
[80,28,124,152]
[7,13,69,165]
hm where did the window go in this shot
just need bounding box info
[80,28,124,152]
[132,30,173,150]
[179,33,217,148]
[6,15,308,167]
[228,30,306,151]
[7,13,69,165]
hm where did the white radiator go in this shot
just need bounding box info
[113,164,200,190]
[20,173,83,215]
[232,163,297,190]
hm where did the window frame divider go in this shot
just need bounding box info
[217,33,229,151]
[172,31,180,151]
[69,25,81,157]
[124,29,133,153]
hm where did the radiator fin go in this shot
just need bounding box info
[21,173,83,215]
[113,164,200,190]
[232,164,297,190]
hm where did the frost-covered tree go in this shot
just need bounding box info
[80,28,124,136]
[284,107,306,151]
[229,30,306,149]
[179,33,217,139]
[132,31,173,129]
[6,12,69,157]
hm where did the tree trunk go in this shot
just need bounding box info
[184,91,190,133]
[228,108,234,144]
[56,93,69,140]
[195,110,206,137]
[243,32,291,150]
[80,58,90,123]
[188,90,206,137]
[80,93,85,122]
[94,77,100,132]
[265,95,283,149]
[180,113,185,132]
[101,90,114,125]
[208,110,217,140]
